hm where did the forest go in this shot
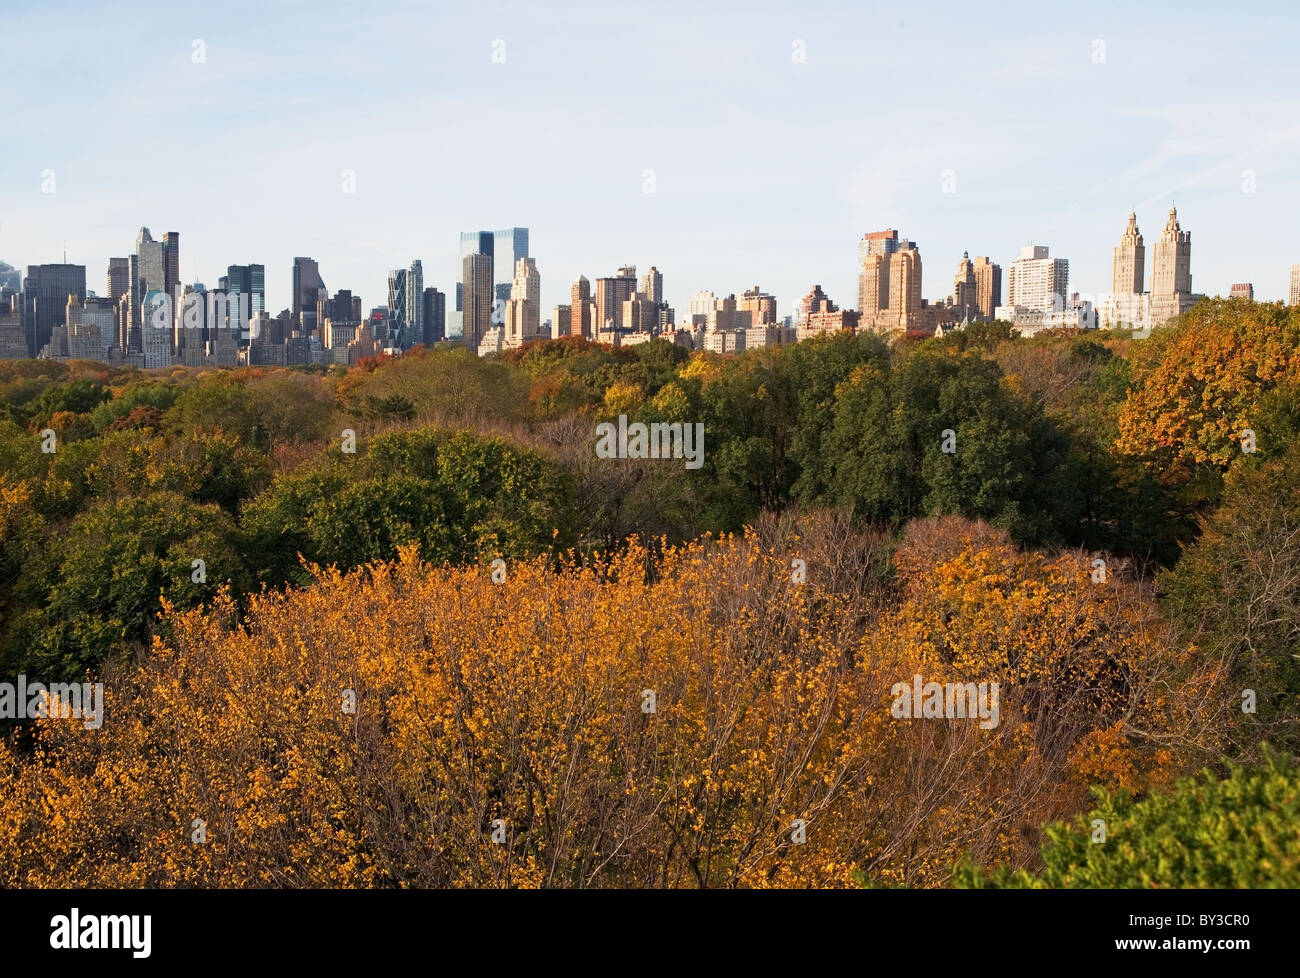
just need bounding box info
[0,297,1296,887]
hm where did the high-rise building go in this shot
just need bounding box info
[973,256,1001,320]
[0,291,25,360]
[738,285,777,325]
[21,263,85,357]
[129,228,166,351]
[1290,265,1300,306]
[952,253,977,320]
[550,304,571,338]
[594,266,637,331]
[134,228,165,295]
[107,257,129,349]
[1005,245,1069,311]
[162,232,181,306]
[858,231,925,332]
[1229,283,1254,300]
[570,276,592,339]
[142,290,173,368]
[859,254,888,315]
[175,283,208,364]
[225,264,265,333]
[125,254,142,351]
[858,230,899,314]
[317,289,359,345]
[640,266,663,306]
[621,293,659,335]
[1112,211,1145,295]
[504,257,541,347]
[292,257,326,328]
[1150,206,1193,327]
[493,228,528,307]
[998,246,1094,333]
[594,278,619,332]
[387,268,407,330]
[462,252,493,354]
[107,257,129,304]
[422,287,446,345]
[688,290,717,321]
[796,284,859,340]
[454,231,494,338]
[887,244,923,327]
[406,260,423,338]
[81,296,116,359]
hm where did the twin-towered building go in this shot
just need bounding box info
[1103,206,1198,330]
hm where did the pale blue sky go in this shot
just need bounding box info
[2,0,1298,321]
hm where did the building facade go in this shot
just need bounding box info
[1150,206,1193,327]
[22,263,86,357]
[1112,211,1145,295]
[972,256,1001,320]
[462,252,494,355]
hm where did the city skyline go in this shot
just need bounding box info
[3,0,1299,319]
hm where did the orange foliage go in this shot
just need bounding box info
[1116,301,1300,473]
[0,517,1225,888]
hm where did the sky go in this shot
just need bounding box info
[2,0,1299,325]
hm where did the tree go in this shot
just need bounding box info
[240,426,573,586]
[1117,299,1300,476]
[1159,438,1300,752]
[5,492,247,680]
[955,748,1300,888]
[821,347,1083,544]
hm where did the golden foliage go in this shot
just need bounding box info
[0,517,1224,888]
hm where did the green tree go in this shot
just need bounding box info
[954,748,1300,888]
[5,492,247,679]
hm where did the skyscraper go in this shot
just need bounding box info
[107,257,129,349]
[422,287,446,345]
[406,260,423,338]
[292,257,326,329]
[450,228,528,339]
[387,268,407,330]
[1112,211,1145,295]
[640,266,663,306]
[21,263,86,357]
[462,252,493,354]
[550,304,571,338]
[973,256,1001,320]
[570,276,592,339]
[887,244,923,327]
[129,228,166,351]
[953,252,977,319]
[162,232,181,306]
[504,257,541,346]
[594,266,637,332]
[493,228,529,307]
[858,230,899,315]
[175,282,208,364]
[134,228,165,295]
[225,264,265,332]
[107,257,129,304]
[1006,245,1069,311]
[1150,206,1193,327]
[454,231,494,338]
[738,285,777,325]
[1290,265,1300,306]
